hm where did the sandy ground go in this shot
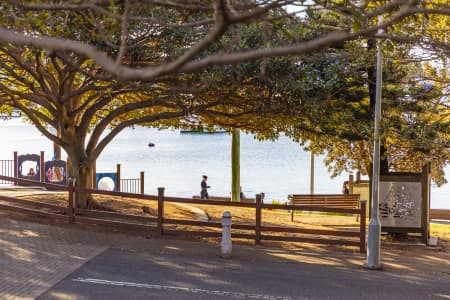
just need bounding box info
[6,192,447,254]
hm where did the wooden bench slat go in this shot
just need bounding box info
[430,209,450,220]
[288,194,361,221]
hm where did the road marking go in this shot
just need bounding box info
[73,278,308,300]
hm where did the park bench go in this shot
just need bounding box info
[288,194,360,221]
[192,195,255,203]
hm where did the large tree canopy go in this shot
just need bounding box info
[0,0,449,81]
[0,0,450,203]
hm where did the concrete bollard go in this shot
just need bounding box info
[221,211,232,258]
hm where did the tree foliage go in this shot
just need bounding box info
[1,0,449,80]
[1,0,450,195]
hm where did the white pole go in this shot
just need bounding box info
[221,211,232,258]
[365,16,383,270]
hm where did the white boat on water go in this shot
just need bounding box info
[180,126,228,134]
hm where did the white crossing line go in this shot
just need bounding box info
[73,278,308,300]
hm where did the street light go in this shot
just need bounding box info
[365,16,383,270]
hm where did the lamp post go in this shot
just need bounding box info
[365,16,383,270]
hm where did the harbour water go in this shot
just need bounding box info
[0,118,448,209]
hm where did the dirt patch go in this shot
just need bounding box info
[8,192,450,253]
[19,192,196,220]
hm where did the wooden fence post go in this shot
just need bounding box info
[157,187,165,235]
[360,200,367,253]
[40,151,45,182]
[68,179,75,223]
[421,163,431,244]
[116,163,121,192]
[13,151,18,185]
[140,171,145,195]
[255,193,262,245]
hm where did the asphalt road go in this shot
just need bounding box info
[38,246,449,300]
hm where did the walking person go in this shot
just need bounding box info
[200,175,210,199]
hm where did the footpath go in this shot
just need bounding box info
[2,211,450,300]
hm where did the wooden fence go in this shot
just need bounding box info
[0,175,367,253]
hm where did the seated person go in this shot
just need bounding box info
[27,168,35,176]
[240,186,246,199]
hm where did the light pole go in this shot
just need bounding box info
[365,16,383,270]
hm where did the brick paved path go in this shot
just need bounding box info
[0,213,119,300]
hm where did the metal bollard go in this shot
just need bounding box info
[221,211,232,258]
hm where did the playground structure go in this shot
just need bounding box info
[3,151,67,186]
[0,151,145,194]
[94,163,145,195]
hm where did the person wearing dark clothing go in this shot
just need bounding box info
[342,181,350,194]
[200,175,210,199]
[240,186,245,199]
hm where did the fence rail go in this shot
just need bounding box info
[117,170,144,194]
[120,178,142,194]
[0,174,367,253]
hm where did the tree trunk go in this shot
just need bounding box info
[53,127,63,180]
[231,128,240,202]
[65,145,96,209]
[74,164,94,208]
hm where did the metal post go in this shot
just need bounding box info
[365,16,383,270]
[221,211,232,258]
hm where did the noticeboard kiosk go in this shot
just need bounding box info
[379,164,431,244]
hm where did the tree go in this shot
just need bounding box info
[288,38,450,186]
[1,0,450,205]
[1,0,448,81]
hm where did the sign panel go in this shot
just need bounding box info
[96,172,117,192]
[379,181,422,228]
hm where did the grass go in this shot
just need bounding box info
[430,223,450,241]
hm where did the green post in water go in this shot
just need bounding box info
[231,128,240,202]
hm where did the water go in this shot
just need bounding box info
[0,118,448,208]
